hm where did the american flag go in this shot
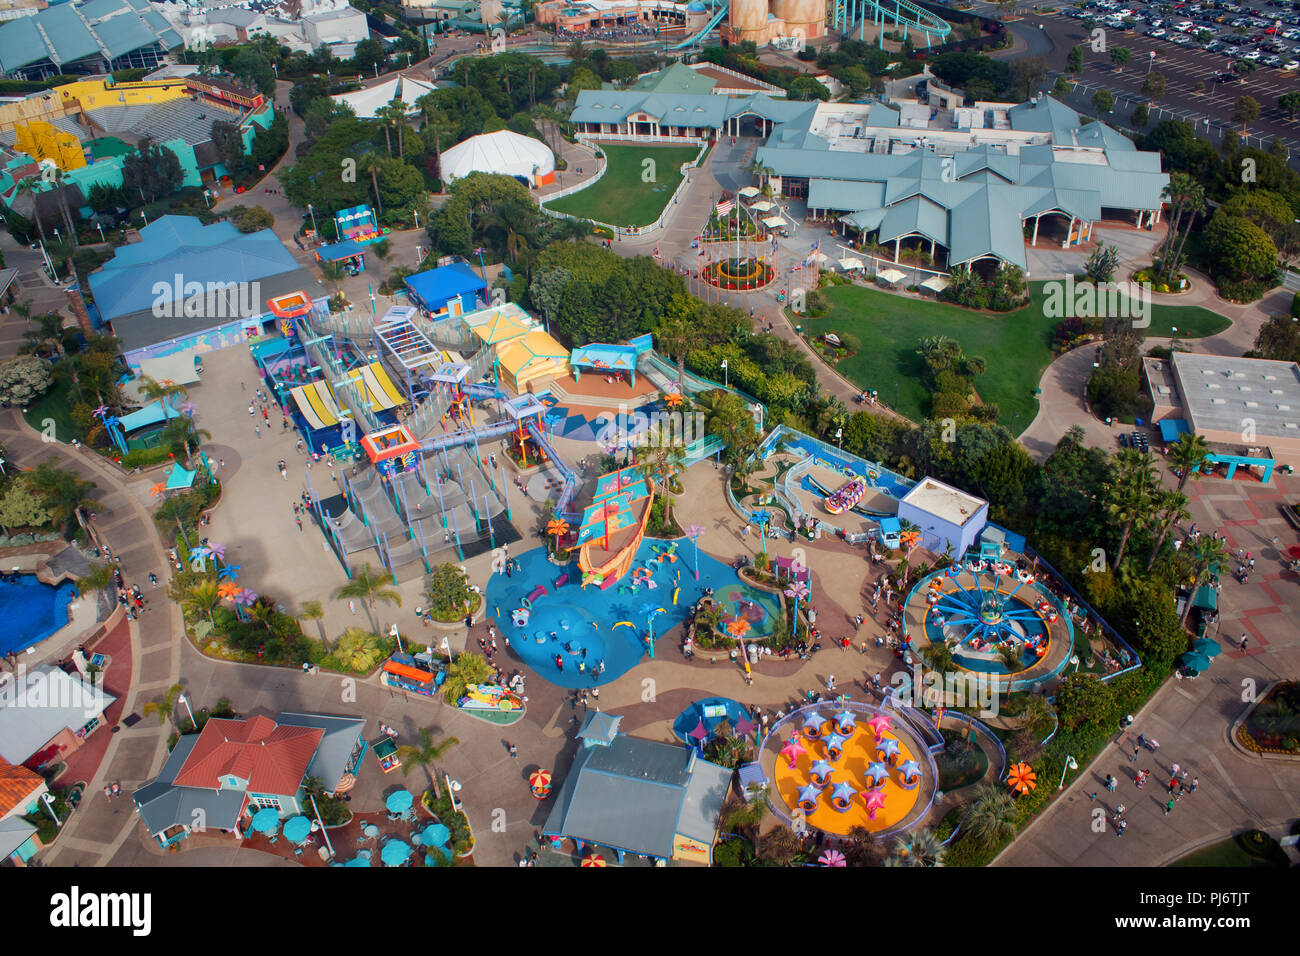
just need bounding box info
[715,199,734,217]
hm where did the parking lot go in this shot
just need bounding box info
[1018,1,1300,165]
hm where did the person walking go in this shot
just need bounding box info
[1116,818,1127,837]
[1164,797,1175,815]
[1190,776,1198,793]
[1129,745,1139,763]
[1170,762,1180,777]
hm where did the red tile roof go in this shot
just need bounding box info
[0,759,44,816]
[173,716,323,796]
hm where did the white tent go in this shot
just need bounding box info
[738,186,761,199]
[440,130,556,188]
[839,257,865,271]
[750,200,776,212]
[761,215,785,228]
[878,268,908,286]
[332,73,439,120]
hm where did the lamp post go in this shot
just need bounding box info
[307,203,317,236]
[1058,755,1079,790]
[41,792,61,828]
[835,426,843,450]
[721,359,728,388]
[177,692,196,730]
[1147,50,1156,74]
[95,222,105,242]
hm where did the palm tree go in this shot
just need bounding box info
[653,312,694,395]
[182,578,221,624]
[21,311,67,359]
[143,683,184,729]
[1168,432,1211,494]
[922,640,956,675]
[300,599,328,649]
[1105,449,1159,570]
[75,563,115,612]
[362,154,384,215]
[375,99,407,158]
[336,563,402,633]
[12,176,48,248]
[1178,535,1228,626]
[28,460,96,535]
[635,431,686,528]
[396,727,460,796]
[136,375,188,404]
[1168,180,1205,280]
[886,827,945,866]
[1146,489,1191,570]
[50,167,78,247]
[961,784,1018,850]
[916,335,962,372]
[996,643,1022,673]
[756,823,802,865]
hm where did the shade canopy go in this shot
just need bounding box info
[251,808,280,834]
[385,790,414,813]
[738,186,761,198]
[283,815,311,844]
[1181,651,1212,671]
[381,838,412,866]
[422,823,450,847]
[750,200,776,212]
[1192,638,1221,658]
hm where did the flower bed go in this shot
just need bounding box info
[703,257,774,291]
[1132,267,1189,295]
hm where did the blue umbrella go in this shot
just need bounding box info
[283,815,311,844]
[381,838,412,866]
[345,856,371,867]
[251,808,280,834]
[385,790,414,813]
[1181,651,1212,671]
[1192,638,1221,658]
[422,823,450,847]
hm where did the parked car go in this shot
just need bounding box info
[1284,58,1300,68]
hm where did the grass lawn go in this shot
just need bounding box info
[23,377,77,443]
[795,282,1231,434]
[1169,832,1289,867]
[546,144,700,227]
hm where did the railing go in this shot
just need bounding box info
[539,137,710,240]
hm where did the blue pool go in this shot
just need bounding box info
[0,576,78,657]
[485,538,760,689]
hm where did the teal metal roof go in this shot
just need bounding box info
[947,185,1029,270]
[0,0,177,74]
[806,179,884,212]
[878,196,950,247]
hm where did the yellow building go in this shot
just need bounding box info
[12,121,85,170]
[462,303,570,393]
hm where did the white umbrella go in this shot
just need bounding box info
[750,200,776,212]
[738,186,761,199]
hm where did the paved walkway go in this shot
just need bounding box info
[996,472,1300,866]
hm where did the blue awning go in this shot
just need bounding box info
[315,240,367,262]
[118,399,180,433]
[405,262,487,311]
[1159,419,1191,442]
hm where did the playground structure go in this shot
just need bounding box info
[765,701,938,839]
[902,550,1078,693]
[333,204,387,245]
[576,466,655,587]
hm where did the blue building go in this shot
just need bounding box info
[404,261,488,320]
[88,215,327,367]
[896,477,988,558]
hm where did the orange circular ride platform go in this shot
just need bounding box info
[769,705,935,837]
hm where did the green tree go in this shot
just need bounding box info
[1141,71,1166,99]
[1084,244,1120,283]
[335,563,402,633]
[1131,102,1150,128]
[1056,673,1117,732]
[441,651,494,704]
[886,828,944,866]
[1146,489,1191,570]
[299,599,327,649]
[1105,449,1159,570]
[1280,91,1300,118]
[210,119,247,176]
[1233,95,1261,130]
[0,355,52,406]
[1091,88,1114,114]
[226,205,274,233]
[396,727,460,794]
[961,784,1018,850]
[28,460,96,536]
[1177,535,1228,625]
[143,683,184,728]
[1110,47,1132,71]
[1168,432,1211,494]
[74,562,115,607]
[182,578,220,624]
[1067,45,1084,74]
[702,390,760,464]
[1203,212,1278,282]
[425,563,472,619]
[0,476,52,535]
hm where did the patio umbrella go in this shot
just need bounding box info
[818,850,847,867]
[251,808,280,834]
[1181,651,1212,671]
[580,853,606,867]
[1192,638,1221,658]
[422,823,450,847]
[283,815,311,844]
[344,856,371,867]
[381,838,412,866]
[385,790,414,813]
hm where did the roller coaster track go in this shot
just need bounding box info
[832,0,952,46]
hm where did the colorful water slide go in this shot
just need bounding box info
[526,419,580,519]
[667,0,728,49]
[833,0,952,45]
[418,417,521,454]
